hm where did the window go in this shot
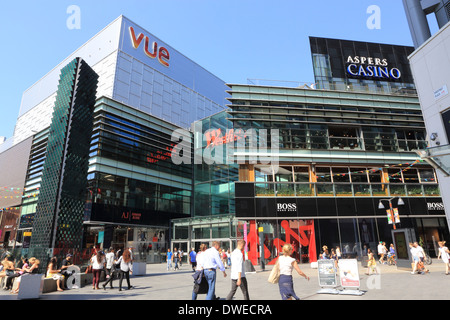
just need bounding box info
[294,167,309,182]
[275,166,293,182]
[316,167,331,182]
[332,167,350,183]
[418,169,436,183]
[255,166,273,182]
[329,127,359,150]
[350,168,368,183]
[388,168,403,183]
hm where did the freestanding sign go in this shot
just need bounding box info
[338,259,364,296]
[316,259,339,294]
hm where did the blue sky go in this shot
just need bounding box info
[0,0,439,139]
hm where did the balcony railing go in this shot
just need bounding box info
[252,182,440,198]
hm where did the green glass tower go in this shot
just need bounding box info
[29,58,98,267]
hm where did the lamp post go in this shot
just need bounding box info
[378,197,404,229]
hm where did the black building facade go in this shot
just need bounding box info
[310,37,416,94]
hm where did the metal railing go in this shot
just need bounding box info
[252,182,440,197]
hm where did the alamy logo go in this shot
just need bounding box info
[171,127,280,168]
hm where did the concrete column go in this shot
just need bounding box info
[403,0,432,47]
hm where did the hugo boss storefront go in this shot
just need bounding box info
[235,183,449,265]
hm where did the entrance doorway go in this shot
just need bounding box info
[172,241,188,264]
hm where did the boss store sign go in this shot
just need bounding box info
[346,56,402,80]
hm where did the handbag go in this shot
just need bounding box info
[268,260,280,284]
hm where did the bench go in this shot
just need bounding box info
[10,271,107,294]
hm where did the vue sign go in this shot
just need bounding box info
[129,26,170,67]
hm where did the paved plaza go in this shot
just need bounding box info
[0,260,449,301]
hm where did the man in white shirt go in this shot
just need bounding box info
[226,240,249,300]
[377,242,385,264]
[202,241,227,300]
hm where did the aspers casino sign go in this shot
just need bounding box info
[129,26,170,67]
[346,56,401,80]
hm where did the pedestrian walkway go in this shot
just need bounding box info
[0,260,449,300]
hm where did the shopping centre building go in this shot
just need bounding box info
[0,16,448,267]
[173,37,448,266]
[0,16,227,266]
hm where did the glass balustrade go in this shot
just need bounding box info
[249,182,440,198]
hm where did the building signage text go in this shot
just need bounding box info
[346,56,401,80]
[129,26,170,67]
[277,202,297,212]
[427,202,445,211]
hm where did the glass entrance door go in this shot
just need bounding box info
[172,241,189,264]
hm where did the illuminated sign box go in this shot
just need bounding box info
[346,56,402,80]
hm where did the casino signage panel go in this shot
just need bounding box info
[346,55,402,80]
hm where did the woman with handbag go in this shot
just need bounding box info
[277,243,309,300]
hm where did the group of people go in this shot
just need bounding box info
[88,247,134,291]
[187,240,310,301]
[319,245,342,268]
[2,245,136,294]
[0,255,40,294]
[166,247,184,271]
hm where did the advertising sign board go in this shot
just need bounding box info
[318,259,337,287]
[338,259,360,288]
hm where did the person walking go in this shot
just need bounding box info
[117,249,133,291]
[173,248,179,271]
[192,244,208,300]
[278,243,309,300]
[102,247,117,289]
[377,241,386,264]
[91,250,106,290]
[336,246,342,260]
[365,249,377,275]
[202,241,227,300]
[413,242,429,273]
[410,242,419,274]
[189,248,197,272]
[179,249,184,268]
[437,241,450,275]
[167,248,173,271]
[226,240,249,300]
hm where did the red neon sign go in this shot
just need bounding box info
[205,128,244,148]
[129,26,170,67]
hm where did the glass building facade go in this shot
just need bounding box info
[230,83,448,265]
[172,81,448,265]
[18,97,193,265]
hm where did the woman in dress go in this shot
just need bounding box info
[365,248,377,275]
[46,257,65,292]
[278,243,310,300]
[437,241,450,275]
